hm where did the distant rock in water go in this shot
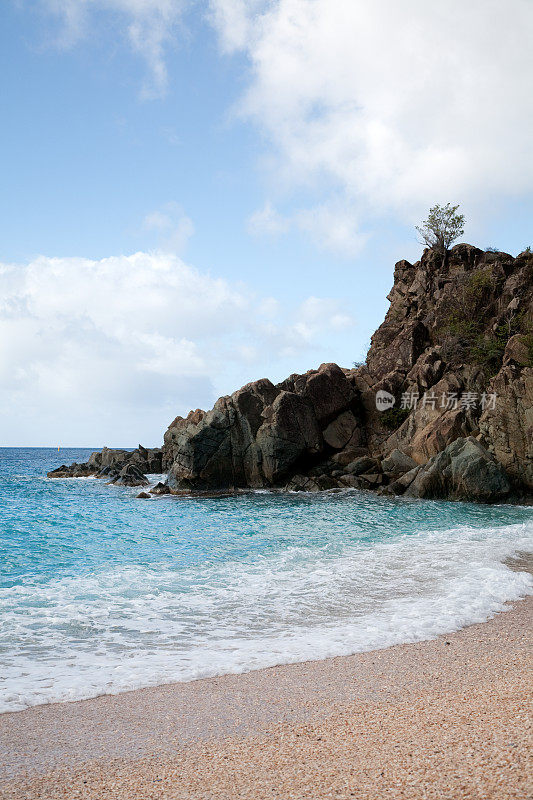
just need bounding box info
[47,445,161,484]
[49,244,532,503]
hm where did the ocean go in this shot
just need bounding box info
[1,447,532,713]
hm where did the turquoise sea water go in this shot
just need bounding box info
[1,447,532,712]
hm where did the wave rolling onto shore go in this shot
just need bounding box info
[1,447,531,714]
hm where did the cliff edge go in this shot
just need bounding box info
[49,244,533,502]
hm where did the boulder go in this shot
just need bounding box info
[360,472,384,487]
[280,362,355,424]
[383,465,421,495]
[330,448,368,467]
[338,474,363,489]
[136,492,151,499]
[96,466,119,479]
[257,391,323,484]
[88,447,130,470]
[165,366,360,491]
[345,456,380,476]
[285,474,321,492]
[322,410,362,450]
[503,335,531,368]
[404,437,511,502]
[381,449,417,477]
[149,482,170,495]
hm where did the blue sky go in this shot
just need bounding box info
[1,1,532,446]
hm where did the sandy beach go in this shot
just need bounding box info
[1,585,531,800]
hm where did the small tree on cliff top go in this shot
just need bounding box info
[416,203,465,254]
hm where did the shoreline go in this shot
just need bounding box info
[1,591,531,799]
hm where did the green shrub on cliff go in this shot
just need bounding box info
[416,203,465,254]
[381,407,410,430]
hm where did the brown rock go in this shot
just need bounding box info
[322,410,361,450]
[479,364,533,489]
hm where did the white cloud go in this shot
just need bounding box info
[294,204,366,258]
[207,0,266,53]
[0,252,353,444]
[211,0,533,224]
[248,200,365,258]
[38,0,187,97]
[143,202,195,252]
[247,201,290,237]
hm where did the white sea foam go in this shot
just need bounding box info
[0,521,531,712]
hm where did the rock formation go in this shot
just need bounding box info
[162,363,363,490]
[47,445,162,486]
[49,244,532,502]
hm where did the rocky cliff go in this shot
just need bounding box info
[49,244,533,502]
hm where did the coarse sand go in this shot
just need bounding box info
[0,589,531,798]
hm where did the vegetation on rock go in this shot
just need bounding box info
[416,203,465,254]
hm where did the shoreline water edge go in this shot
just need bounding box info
[1,593,531,799]
[2,449,532,716]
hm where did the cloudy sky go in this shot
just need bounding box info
[1,1,532,446]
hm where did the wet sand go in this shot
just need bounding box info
[0,593,531,799]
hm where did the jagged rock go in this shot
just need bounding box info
[47,244,533,502]
[149,482,170,495]
[384,370,484,463]
[129,445,163,474]
[359,244,533,465]
[280,362,356,424]
[109,464,149,487]
[256,391,324,483]
[404,437,511,502]
[330,448,368,467]
[478,364,533,489]
[285,474,320,492]
[88,445,162,475]
[322,410,362,450]
[381,449,417,476]
[96,466,119,479]
[164,363,359,491]
[88,447,130,470]
[47,462,96,478]
[405,348,445,392]
[345,456,380,476]
[383,465,421,495]
[49,445,163,482]
[360,473,384,487]
[338,474,363,489]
